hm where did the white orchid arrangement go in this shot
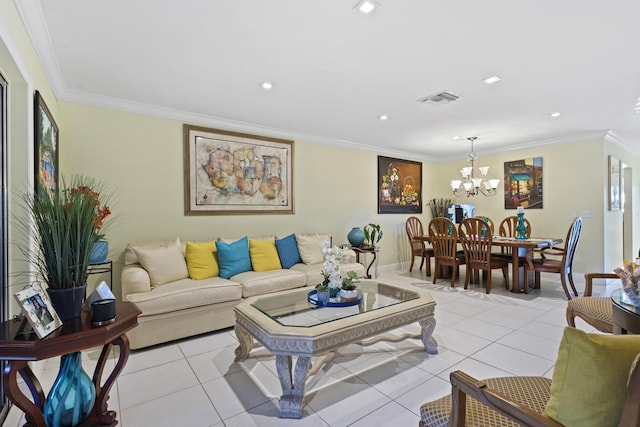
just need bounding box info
[320,239,349,290]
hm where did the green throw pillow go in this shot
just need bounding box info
[544,327,640,427]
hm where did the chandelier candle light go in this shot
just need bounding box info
[451,137,500,197]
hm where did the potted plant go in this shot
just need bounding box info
[364,223,383,247]
[340,271,359,301]
[19,175,114,320]
[315,283,330,303]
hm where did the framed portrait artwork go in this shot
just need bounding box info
[34,91,59,195]
[503,157,543,209]
[14,283,62,338]
[377,156,422,214]
[184,125,294,215]
[609,155,621,211]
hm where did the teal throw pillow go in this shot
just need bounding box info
[275,233,302,269]
[216,236,252,279]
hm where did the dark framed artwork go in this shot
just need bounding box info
[377,156,422,214]
[34,91,59,195]
[609,155,621,211]
[184,124,294,215]
[504,157,543,209]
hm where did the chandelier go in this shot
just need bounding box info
[450,137,500,197]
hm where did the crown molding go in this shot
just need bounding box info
[605,131,640,155]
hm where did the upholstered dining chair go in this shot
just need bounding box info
[458,217,509,294]
[406,216,433,275]
[428,217,464,287]
[525,217,583,300]
[566,272,616,333]
[419,328,640,427]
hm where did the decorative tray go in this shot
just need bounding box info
[307,290,363,307]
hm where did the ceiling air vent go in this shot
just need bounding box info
[417,90,460,105]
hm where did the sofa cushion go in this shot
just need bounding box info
[275,233,302,269]
[296,233,330,265]
[231,269,306,298]
[249,239,282,272]
[544,327,640,427]
[132,238,189,287]
[126,276,242,316]
[216,236,252,279]
[185,241,219,280]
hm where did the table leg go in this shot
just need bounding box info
[419,317,438,354]
[92,335,130,426]
[276,355,311,418]
[509,249,523,293]
[3,360,46,426]
[234,324,254,362]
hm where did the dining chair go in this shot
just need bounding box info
[566,272,616,333]
[405,216,433,275]
[458,217,509,294]
[428,217,464,287]
[495,215,532,259]
[525,217,582,300]
[473,215,495,234]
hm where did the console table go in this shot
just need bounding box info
[351,245,380,279]
[0,302,140,426]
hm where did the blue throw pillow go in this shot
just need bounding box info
[215,236,252,279]
[275,233,302,269]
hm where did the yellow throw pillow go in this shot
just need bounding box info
[249,239,282,272]
[185,241,219,280]
[544,327,640,427]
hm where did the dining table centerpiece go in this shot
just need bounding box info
[614,260,640,307]
[20,175,114,320]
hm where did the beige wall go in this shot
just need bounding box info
[1,0,59,316]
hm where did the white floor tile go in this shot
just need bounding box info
[497,330,561,361]
[123,343,183,375]
[349,401,420,426]
[178,330,238,357]
[471,342,555,376]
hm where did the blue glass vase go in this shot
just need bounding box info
[44,352,96,427]
[516,212,528,240]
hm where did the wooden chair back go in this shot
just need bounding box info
[428,218,458,263]
[563,216,582,274]
[499,215,531,238]
[405,216,425,253]
[458,217,494,271]
[474,215,495,234]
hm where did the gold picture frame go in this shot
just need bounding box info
[184,125,294,215]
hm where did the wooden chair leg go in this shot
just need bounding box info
[432,260,439,284]
[566,306,577,327]
[534,271,541,289]
[485,269,491,294]
[560,273,572,300]
[502,266,509,290]
[409,255,415,272]
[451,263,458,288]
[425,255,431,277]
[567,270,578,297]
[463,266,469,289]
[419,256,425,271]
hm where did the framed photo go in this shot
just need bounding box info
[609,155,621,211]
[377,156,422,214]
[34,91,59,195]
[504,157,543,209]
[184,125,294,215]
[14,283,62,338]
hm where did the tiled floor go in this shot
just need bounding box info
[4,268,619,427]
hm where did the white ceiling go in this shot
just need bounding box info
[17,0,640,161]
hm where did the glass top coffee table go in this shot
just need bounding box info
[234,280,437,418]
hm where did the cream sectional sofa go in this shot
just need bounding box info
[121,233,365,349]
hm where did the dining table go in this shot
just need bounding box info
[417,235,563,293]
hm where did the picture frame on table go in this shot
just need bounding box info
[183,124,294,215]
[34,91,59,195]
[377,156,422,214]
[14,283,62,339]
[609,155,621,211]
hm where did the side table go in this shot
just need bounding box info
[611,289,640,334]
[351,245,380,279]
[87,260,113,289]
[0,302,140,426]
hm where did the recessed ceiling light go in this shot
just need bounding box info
[550,112,562,118]
[378,115,389,121]
[261,82,273,90]
[452,135,462,140]
[354,0,378,14]
[482,75,502,85]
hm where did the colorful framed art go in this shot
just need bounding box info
[183,124,294,215]
[34,91,59,195]
[504,157,543,209]
[377,156,422,214]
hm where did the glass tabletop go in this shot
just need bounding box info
[250,281,419,328]
[612,288,640,315]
